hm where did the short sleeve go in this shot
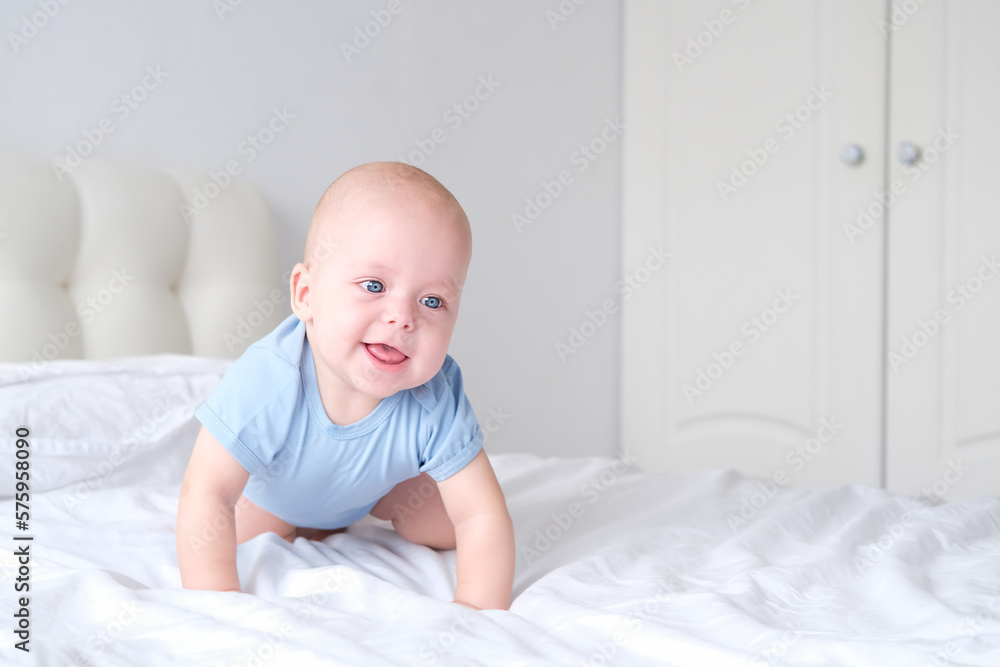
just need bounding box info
[418,356,484,481]
[194,346,300,476]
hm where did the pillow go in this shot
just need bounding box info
[0,355,231,499]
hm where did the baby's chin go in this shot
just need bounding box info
[356,374,428,401]
[356,353,441,394]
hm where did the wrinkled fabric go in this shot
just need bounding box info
[1,357,999,666]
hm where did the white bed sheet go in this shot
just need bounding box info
[1,357,999,666]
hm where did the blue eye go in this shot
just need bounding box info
[361,280,384,293]
[421,296,442,309]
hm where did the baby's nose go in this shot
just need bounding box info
[383,299,415,329]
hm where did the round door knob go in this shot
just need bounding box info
[840,144,865,165]
[897,141,920,165]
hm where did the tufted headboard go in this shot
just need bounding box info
[0,152,288,363]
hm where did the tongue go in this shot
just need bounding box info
[368,343,406,364]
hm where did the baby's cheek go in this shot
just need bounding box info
[318,303,363,336]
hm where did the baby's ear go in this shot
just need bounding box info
[289,262,312,321]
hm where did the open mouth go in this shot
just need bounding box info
[364,342,408,367]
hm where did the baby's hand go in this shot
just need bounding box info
[176,427,249,592]
[437,450,515,611]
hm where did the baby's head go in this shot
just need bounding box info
[290,162,472,412]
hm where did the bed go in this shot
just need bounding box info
[2,152,999,666]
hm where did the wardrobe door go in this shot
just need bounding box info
[622,0,885,486]
[886,0,1000,499]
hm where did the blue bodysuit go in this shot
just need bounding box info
[194,314,484,529]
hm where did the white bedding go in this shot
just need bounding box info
[1,357,999,667]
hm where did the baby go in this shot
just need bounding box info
[176,162,514,610]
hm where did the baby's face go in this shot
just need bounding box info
[301,191,470,411]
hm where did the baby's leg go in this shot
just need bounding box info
[234,495,347,543]
[296,526,347,540]
[234,495,297,543]
[369,473,456,549]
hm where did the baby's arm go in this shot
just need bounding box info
[437,449,515,610]
[176,426,249,592]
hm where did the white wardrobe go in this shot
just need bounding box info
[621,0,1000,499]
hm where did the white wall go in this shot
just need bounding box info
[0,0,623,459]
